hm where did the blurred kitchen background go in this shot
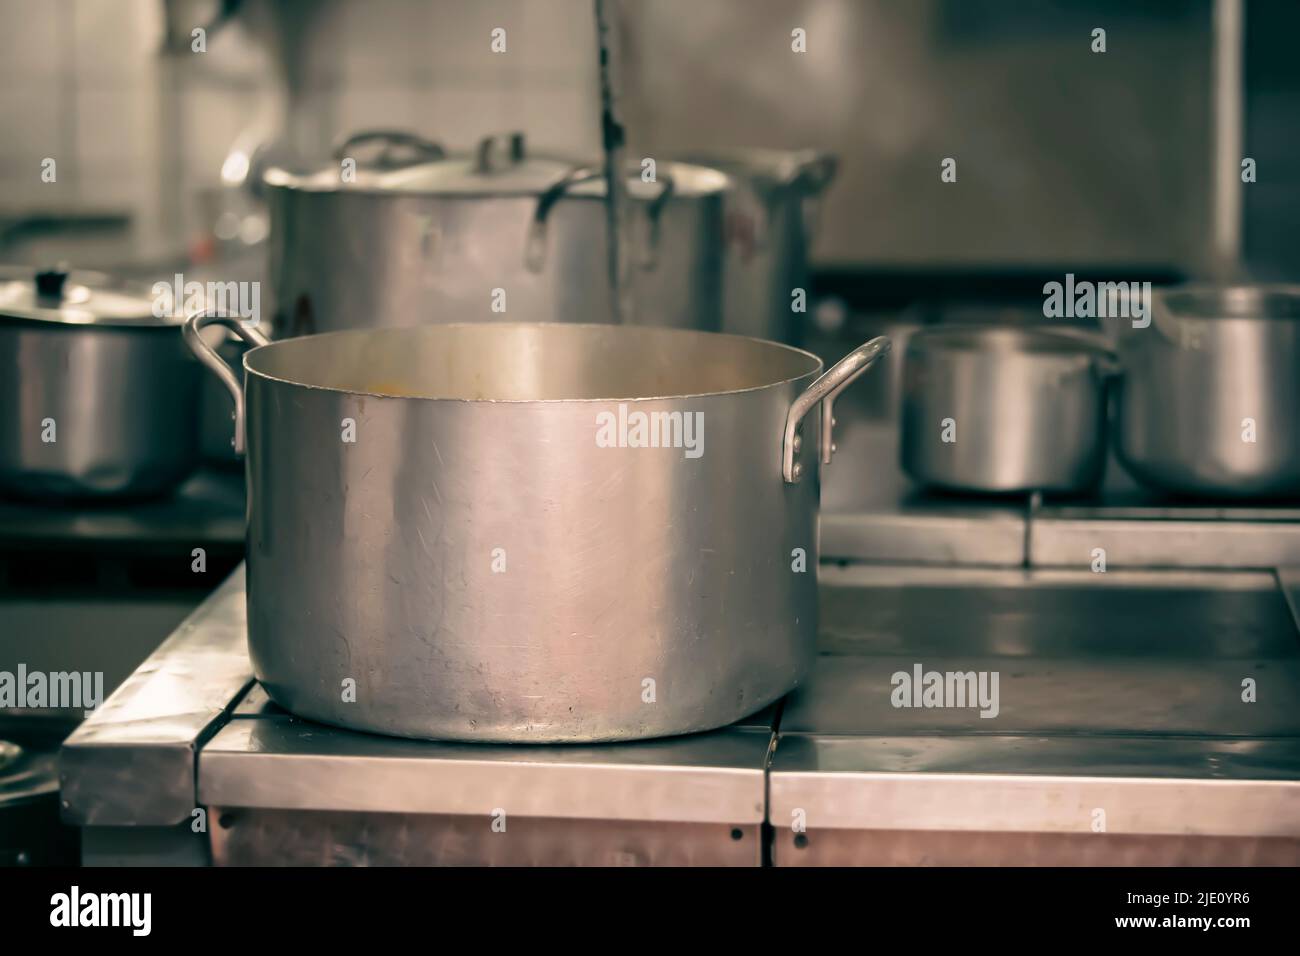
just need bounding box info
[1,0,1297,280]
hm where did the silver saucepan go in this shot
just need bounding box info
[0,269,200,499]
[901,324,1116,495]
[1109,284,1300,498]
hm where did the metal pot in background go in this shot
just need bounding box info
[1111,285,1300,498]
[186,315,889,743]
[0,269,200,499]
[901,325,1114,495]
[679,148,836,344]
[264,130,730,335]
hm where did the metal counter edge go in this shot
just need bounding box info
[58,565,253,826]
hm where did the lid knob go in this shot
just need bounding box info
[475,132,527,173]
[34,268,69,301]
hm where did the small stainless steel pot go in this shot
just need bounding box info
[0,270,200,498]
[1111,285,1300,498]
[265,130,730,335]
[186,316,888,742]
[901,325,1114,495]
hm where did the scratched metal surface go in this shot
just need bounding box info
[771,565,1300,845]
[240,324,828,742]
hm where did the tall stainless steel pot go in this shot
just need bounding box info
[186,316,888,742]
[264,131,729,335]
[1111,285,1300,498]
[679,148,836,343]
[0,270,200,499]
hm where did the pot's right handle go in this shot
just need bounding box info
[782,336,890,483]
[794,152,837,243]
[183,311,270,456]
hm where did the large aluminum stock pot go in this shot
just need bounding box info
[264,131,729,335]
[185,317,888,742]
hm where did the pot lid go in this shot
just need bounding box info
[265,131,729,199]
[676,147,836,196]
[0,269,175,328]
[567,161,729,200]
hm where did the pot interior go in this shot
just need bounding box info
[907,325,1110,357]
[244,323,821,401]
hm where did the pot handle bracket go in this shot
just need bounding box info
[525,165,603,272]
[782,336,890,483]
[524,163,677,273]
[638,170,676,271]
[333,130,446,168]
[183,311,270,456]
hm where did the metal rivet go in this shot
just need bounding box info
[792,433,802,453]
[792,462,803,480]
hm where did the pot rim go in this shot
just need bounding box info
[240,322,826,404]
[0,313,185,332]
[262,160,730,201]
[905,322,1113,357]
[1154,282,1300,322]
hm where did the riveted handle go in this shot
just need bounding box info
[332,130,446,168]
[525,165,603,272]
[183,311,270,456]
[638,169,676,271]
[782,336,890,483]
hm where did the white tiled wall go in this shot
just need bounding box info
[0,0,1221,274]
[0,0,601,263]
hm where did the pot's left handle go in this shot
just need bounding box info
[525,165,603,272]
[183,311,270,456]
[782,336,890,483]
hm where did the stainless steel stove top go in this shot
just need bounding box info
[59,561,1300,866]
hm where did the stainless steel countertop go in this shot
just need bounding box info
[60,560,1300,838]
[0,469,245,551]
[769,735,1300,836]
[59,566,253,826]
[821,421,1300,568]
[199,718,771,824]
[772,563,1300,838]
